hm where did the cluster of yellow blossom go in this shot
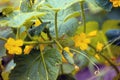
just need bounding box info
[4,38,34,55]
[4,38,23,55]
[110,0,120,7]
[73,31,97,50]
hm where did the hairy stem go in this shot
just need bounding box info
[40,52,49,80]
[54,39,63,50]
[24,40,54,45]
[55,11,58,39]
[16,28,20,39]
[80,1,86,33]
[100,53,120,74]
[88,44,120,74]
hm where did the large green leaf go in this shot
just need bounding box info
[45,0,79,9]
[76,21,99,34]
[40,8,79,37]
[35,0,80,37]
[73,53,88,69]
[95,0,112,11]
[0,28,15,57]
[8,12,46,28]
[9,48,62,80]
[86,0,112,11]
[20,0,33,12]
[102,20,120,33]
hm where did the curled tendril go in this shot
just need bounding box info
[70,48,100,74]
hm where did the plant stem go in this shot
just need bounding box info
[55,11,58,39]
[16,28,20,39]
[60,64,64,74]
[88,44,120,74]
[54,39,63,50]
[40,52,49,80]
[0,37,7,41]
[80,1,86,33]
[26,31,34,40]
[70,48,100,72]
[24,40,54,45]
[100,53,120,74]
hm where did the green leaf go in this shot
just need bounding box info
[0,28,15,57]
[8,12,46,28]
[76,21,99,34]
[62,63,74,74]
[2,7,14,16]
[86,0,112,11]
[62,50,74,65]
[102,20,120,33]
[38,0,80,37]
[73,53,88,69]
[29,22,50,36]
[41,9,79,37]
[95,0,112,11]
[64,11,81,22]
[20,0,33,12]
[46,0,78,9]
[9,48,62,80]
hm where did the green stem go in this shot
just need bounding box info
[24,40,54,45]
[16,28,20,39]
[26,31,33,40]
[54,39,63,50]
[88,44,120,74]
[0,37,7,41]
[29,0,33,7]
[80,1,86,33]
[60,64,64,74]
[70,48,100,72]
[100,31,113,58]
[100,53,120,74]
[55,11,58,39]
[40,52,49,80]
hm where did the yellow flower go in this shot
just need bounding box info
[110,0,120,7]
[34,19,41,27]
[73,33,90,50]
[4,38,23,55]
[96,42,104,52]
[24,45,34,54]
[95,54,100,60]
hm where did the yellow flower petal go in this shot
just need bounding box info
[110,0,120,7]
[87,30,97,37]
[40,44,46,52]
[73,32,90,50]
[80,43,88,50]
[15,39,23,46]
[4,38,23,55]
[96,42,104,52]
[95,54,100,60]
[84,39,91,44]
[14,47,23,55]
[24,45,34,54]
[8,47,22,55]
